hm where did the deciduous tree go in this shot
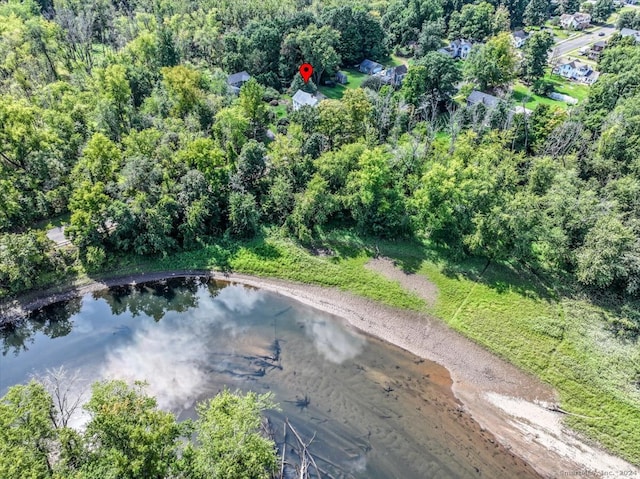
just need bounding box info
[524,0,549,27]
[465,33,518,90]
[520,31,554,83]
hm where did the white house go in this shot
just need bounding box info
[553,60,600,84]
[512,30,529,48]
[553,60,589,78]
[453,39,475,59]
[620,28,640,43]
[560,13,591,30]
[440,39,476,59]
[292,90,318,111]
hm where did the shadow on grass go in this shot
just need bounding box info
[373,235,558,302]
[587,290,640,342]
[512,90,532,104]
[244,239,282,261]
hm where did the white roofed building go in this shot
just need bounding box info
[292,90,319,111]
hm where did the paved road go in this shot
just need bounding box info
[551,24,617,59]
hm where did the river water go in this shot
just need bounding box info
[0,277,540,479]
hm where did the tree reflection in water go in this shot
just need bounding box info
[93,277,207,321]
[1,276,219,356]
[1,297,81,356]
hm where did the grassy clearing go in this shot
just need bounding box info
[318,55,406,99]
[103,232,425,311]
[318,68,369,100]
[512,72,590,109]
[269,102,287,130]
[271,103,287,119]
[382,54,407,67]
[512,82,570,109]
[33,213,71,231]
[541,23,573,40]
[545,73,590,101]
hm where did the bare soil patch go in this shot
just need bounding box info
[365,257,438,306]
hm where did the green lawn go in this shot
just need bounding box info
[34,213,71,231]
[382,54,407,67]
[268,102,288,132]
[512,71,590,109]
[544,73,590,101]
[541,22,574,40]
[607,7,635,24]
[270,103,287,120]
[104,231,426,311]
[318,67,369,100]
[318,55,409,100]
[512,82,570,109]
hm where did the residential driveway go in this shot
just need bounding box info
[551,24,617,59]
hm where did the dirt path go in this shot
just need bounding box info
[2,267,638,477]
[365,257,438,307]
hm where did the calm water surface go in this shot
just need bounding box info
[0,278,540,479]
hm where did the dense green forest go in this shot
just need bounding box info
[0,0,637,336]
[1,0,638,316]
[1,0,640,472]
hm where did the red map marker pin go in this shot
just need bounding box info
[299,63,313,83]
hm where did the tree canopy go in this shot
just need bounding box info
[0,379,278,479]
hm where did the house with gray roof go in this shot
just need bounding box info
[620,28,640,43]
[560,13,591,30]
[588,40,607,60]
[466,90,501,109]
[359,59,383,75]
[292,90,319,111]
[440,39,477,59]
[467,91,532,123]
[512,30,529,48]
[376,65,408,87]
[227,71,251,94]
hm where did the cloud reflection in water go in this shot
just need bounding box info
[100,285,265,411]
[304,316,366,364]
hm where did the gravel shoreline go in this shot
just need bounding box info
[1,267,638,477]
